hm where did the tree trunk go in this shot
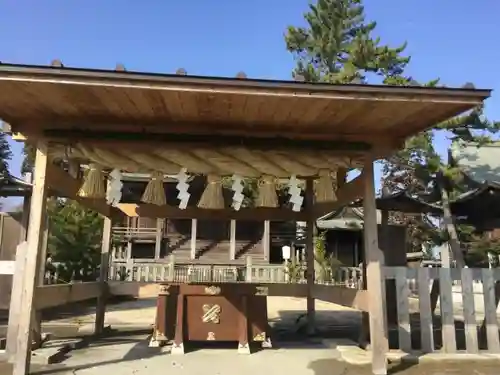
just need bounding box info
[437,171,464,268]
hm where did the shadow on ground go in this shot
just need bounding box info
[308,358,500,375]
[273,309,499,351]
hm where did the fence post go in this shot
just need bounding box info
[169,254,176,282]
[126,258,134,281]
[246,256,252,282]
[284,260,289,283]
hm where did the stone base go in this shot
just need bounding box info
[171,343,184,355]
[261,337,272,349]
[148,337,161,348]
[237,343,251,354]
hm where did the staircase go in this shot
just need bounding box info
[166,235,267,264]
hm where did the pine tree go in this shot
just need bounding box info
[382,103,500,262]
[285,0,500,263]
[285,0,410,84]
[47,199,104,282]
[285,0,422,252]
[0,131,13,176]
[21,142,106,278]
[21,143,35,174]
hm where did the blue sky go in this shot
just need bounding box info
[1,0,499,208]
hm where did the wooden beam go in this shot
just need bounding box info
[117,203,309,221]
[305,178,316,335]
[108,281,309,298]
[190,219,197,260]
[34,282,101,309]
[45,163,123,219]
[154,219,163,260]
[108,281,161,298]
[32,214,49,349]
[262,220,270,261]
[362,157,388,375]
[13,140,49,375]
[229,220,236,260]
[95,217,111,335]
[5,242,27,361]
[312,284,368,311]
[6,127,398,154]
[42,128,372,152]
[2,181,32,360]
[313,170,365,218]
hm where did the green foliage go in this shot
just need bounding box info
[47,199,104,282]
[285,0,500,266]
[21,143,35,174]
[284,257,305,283]
[382,109,500,256]
[314,231,343,282]
[20,142,108,277]
[285,0,410,84]
[454,224,500,267]
[0,131,13,176]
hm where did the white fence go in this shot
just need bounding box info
[108,257,362,287]
[385,267,500,354]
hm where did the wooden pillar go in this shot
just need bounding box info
[229,220,236,260]
[126,240,132,260]
[36,217,49,284]
[363,159,388,375]
[31,215,49,348]
[305,178,315,334]
[7,175,33,360]
[18,173,32,242]
[12,141,49,375]
[245,256,252,282]
[95,217,112,335]
[5,242,27,362]
[190,219,197,260]
[380,209,398,328]
[262,220,270,261]
[154,219,163,260]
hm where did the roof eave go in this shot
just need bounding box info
[0,63,492,101]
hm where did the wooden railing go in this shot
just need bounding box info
[112,226,158,239]
[108,257,362,287]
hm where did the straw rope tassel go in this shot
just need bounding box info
[141,171,167,206]
[77,163,106,199]
[198,174,224,209]
[257,175,278,207]
[314,169,337,202]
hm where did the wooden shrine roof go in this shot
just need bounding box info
[0,173,32,197]
[451,141,500,185]
[350,189,442,214]
[0,62,491,146]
